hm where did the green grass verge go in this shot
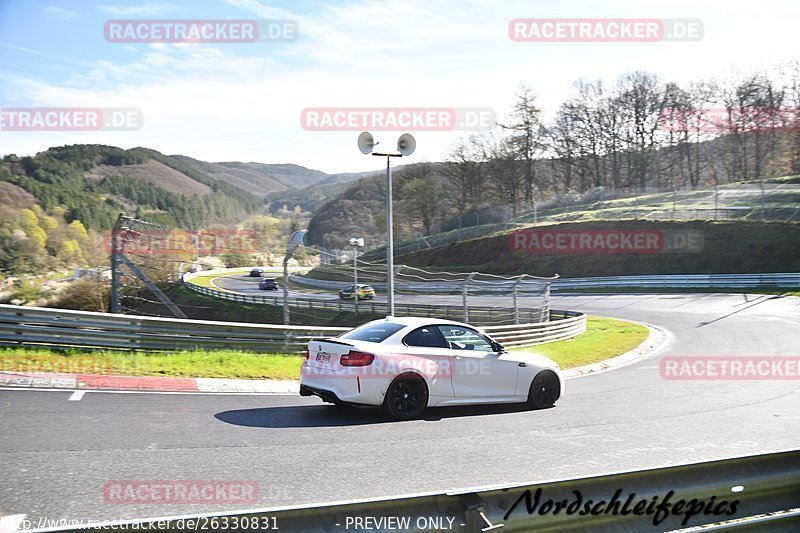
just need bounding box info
[0,347,303,380]
[1,316,648,380]
[512,316,649,369]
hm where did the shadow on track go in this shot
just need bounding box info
[696,294,784,328]
[215,402,544,428]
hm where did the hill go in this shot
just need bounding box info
[0,145,262,230]
[395,220,800,277]
[173,156,384,199]
[264,168,391,215]
[173,157,329,197]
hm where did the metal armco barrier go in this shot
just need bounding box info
[0,304,346,353]
[183,282,551,326]
[35,449,800,532]
[288,272,800,293]
[0,305,586,353]
[483,310,585,348]
[550,272,800,290]
[287,273,553,295]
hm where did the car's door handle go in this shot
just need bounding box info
[518,362,527,367]
[453,355,462,360]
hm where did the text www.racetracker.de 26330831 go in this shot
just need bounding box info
[8,516,279,531]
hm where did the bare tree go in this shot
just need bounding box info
[499,85,544,206]
[442,135,487,210]
[398,163,444,236]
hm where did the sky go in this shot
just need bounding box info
[0,0,798,174]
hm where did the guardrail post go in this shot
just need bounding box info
[512,276,523,325]
[540,282,551,323]
[110,228,122,314]
[282,257,290,325]
[463,272,477,323]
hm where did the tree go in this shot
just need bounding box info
[442,136,487,210]
[499,85,544,206]
[399,167,444,235]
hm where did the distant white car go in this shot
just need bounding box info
[300,317,563,420]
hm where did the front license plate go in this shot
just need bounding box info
[316,353,331,363]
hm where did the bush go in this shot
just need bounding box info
[51,279,110,312]
[10,280,43,304]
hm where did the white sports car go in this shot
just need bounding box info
[300,317,564,420]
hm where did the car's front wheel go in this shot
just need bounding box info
[383,373,428,420]
[528,370,560,409]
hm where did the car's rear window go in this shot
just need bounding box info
[342,322,405,343]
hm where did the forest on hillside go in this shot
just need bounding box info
[0,145,261,231]
[0,145,265,276]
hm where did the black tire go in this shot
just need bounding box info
[528,370,560,409]
[383,373,428,420]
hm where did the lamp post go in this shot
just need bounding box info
[349,237,364,314]
[357,132,415,317]
[283,230,308,325]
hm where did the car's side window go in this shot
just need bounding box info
[437,325,493,351]
[402,326,449,348]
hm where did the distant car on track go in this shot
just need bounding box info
[259,278,280,290]
[249,268,263,277]
[300,317,563,420]
[338,284,376,300]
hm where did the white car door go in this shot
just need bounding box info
[401,325,455,398]
[438,325,519,398]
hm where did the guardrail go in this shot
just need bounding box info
[40,449,800,532]
[288,274,553,295]
[184,282,550,326]
[290,272,800,293]
[551,272,800,290]
[0,305,586,353]
[483,310,585,348]
[0,304,346,353]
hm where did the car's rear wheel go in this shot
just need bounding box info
[383,373,428,420]
[528,370,560,409]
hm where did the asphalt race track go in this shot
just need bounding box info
[1,292,799,524]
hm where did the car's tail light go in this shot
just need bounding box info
[340,350,375,366]
[304,349,310,361]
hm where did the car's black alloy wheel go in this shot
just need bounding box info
[528,370,560,409]
[384,373,428,420]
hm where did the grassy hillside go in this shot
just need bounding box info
[1,144,262,230]
[173,156,381,200]
[173,156,329,197]
[396,220,800,277]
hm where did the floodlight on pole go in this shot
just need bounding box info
[357,132,415,317]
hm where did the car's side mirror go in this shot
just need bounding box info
[490,341,504,353]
